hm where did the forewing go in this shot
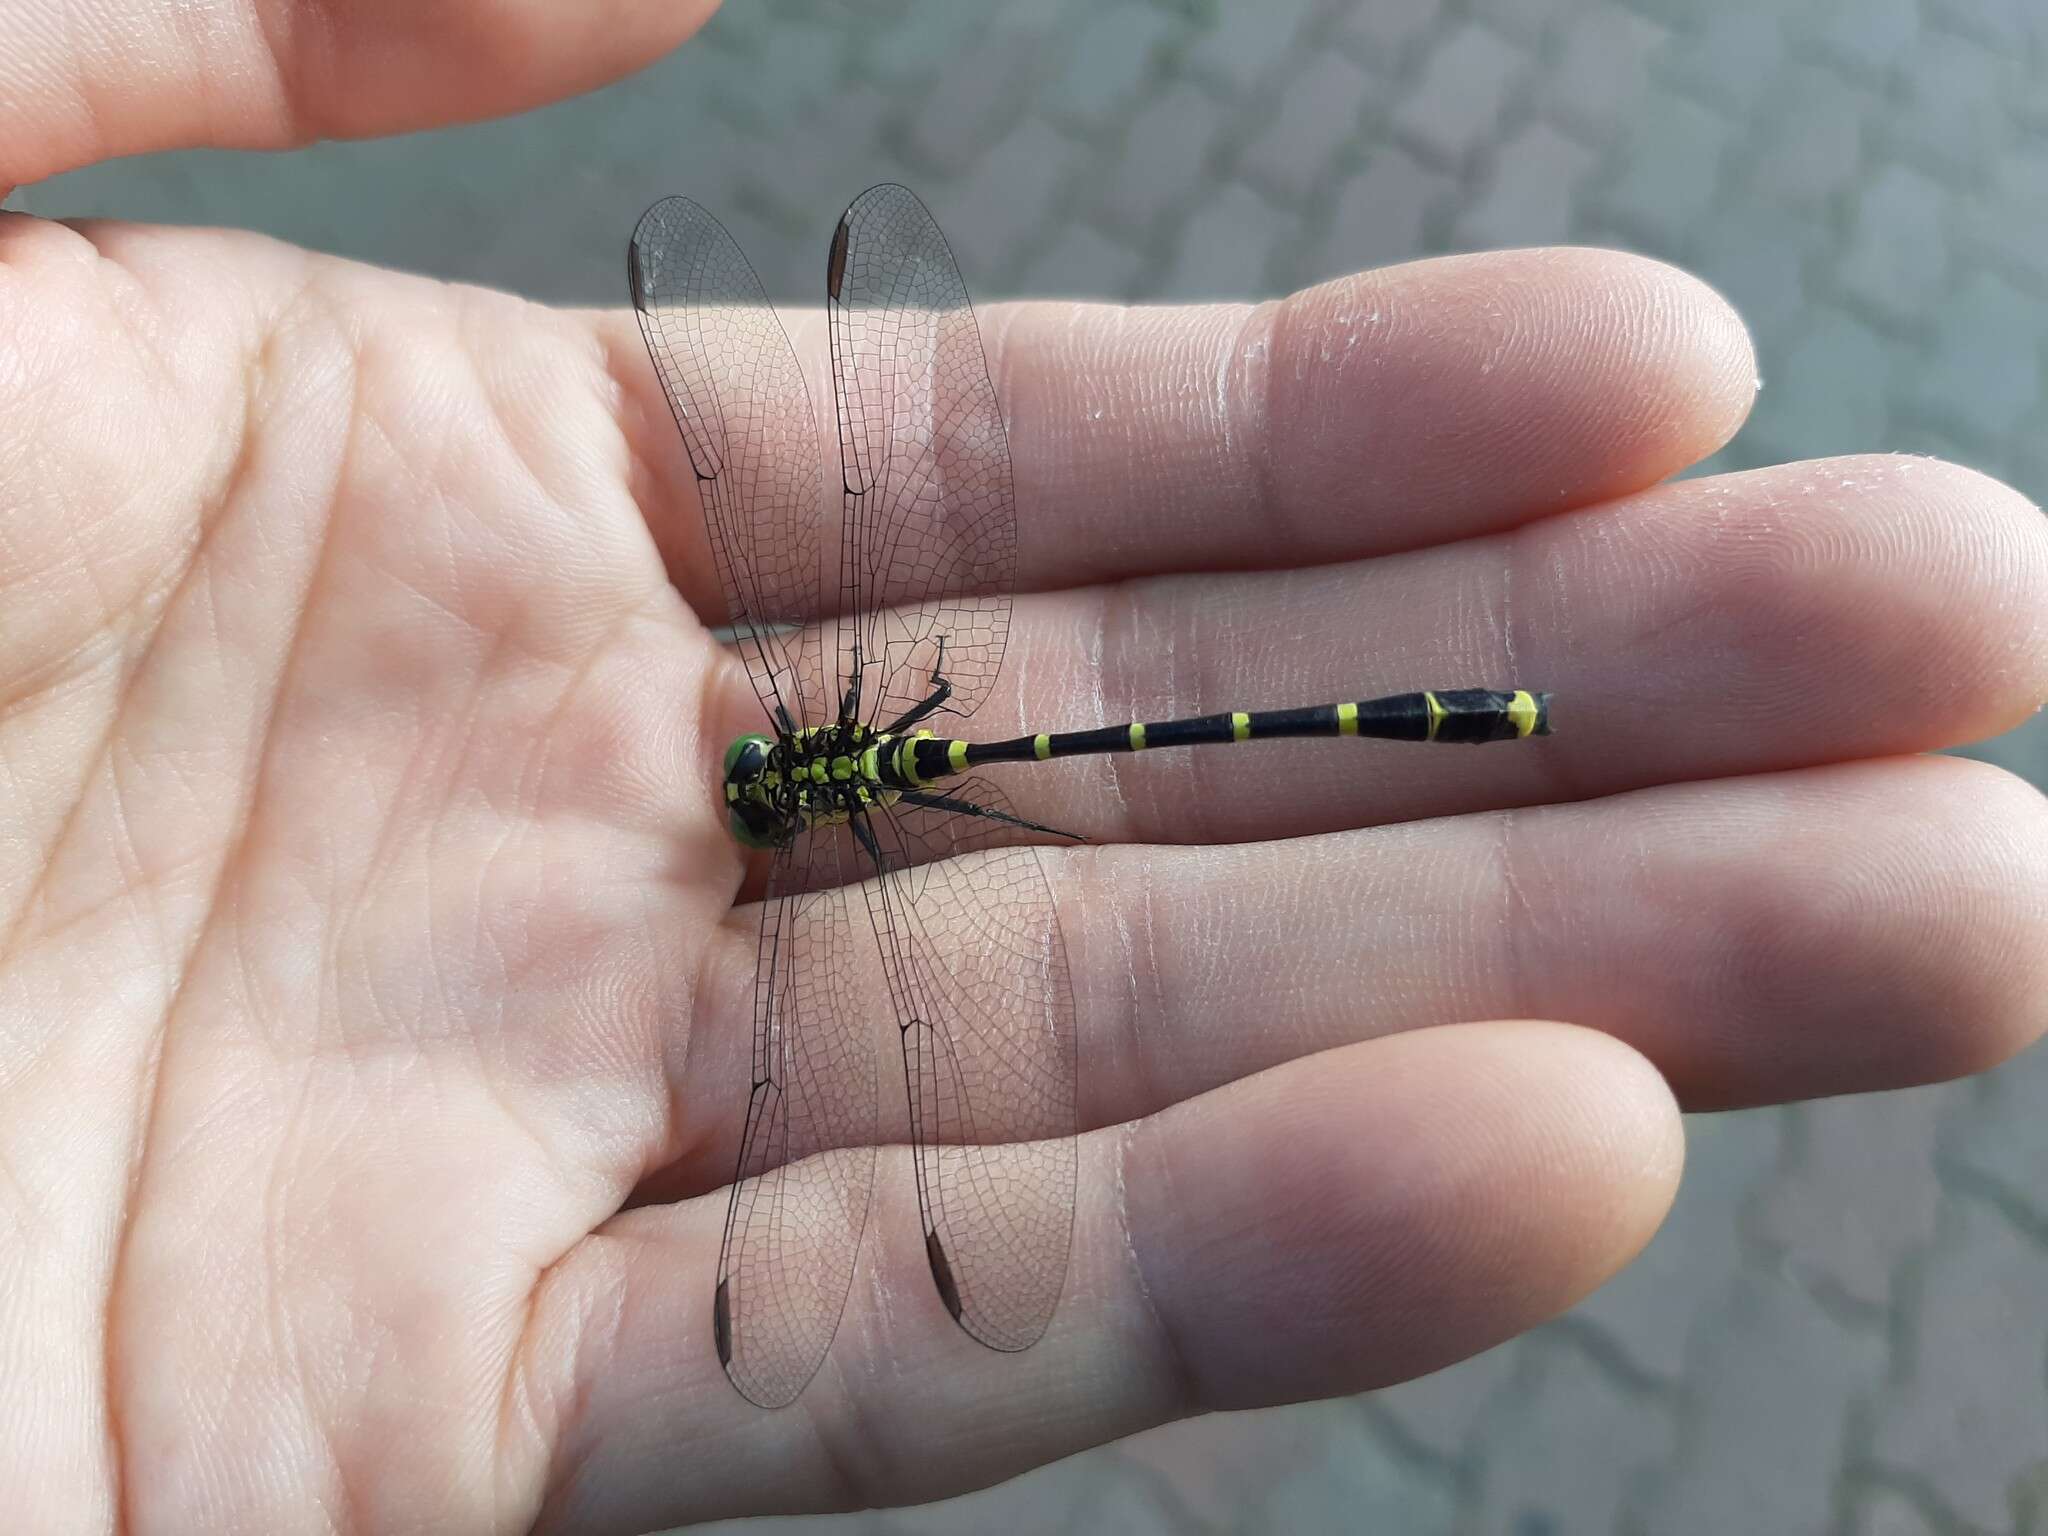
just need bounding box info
[715,832,876,1407]
[828,184,1017,729]
[864,782,1076,1351]
[631,196,830,729]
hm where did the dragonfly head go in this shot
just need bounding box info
[721,733,789,849]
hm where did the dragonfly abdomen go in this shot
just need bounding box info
[887,688,1549,786]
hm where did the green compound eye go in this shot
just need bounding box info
[723,734,773,781]
[727,806,778,849]
[722,735,783,849]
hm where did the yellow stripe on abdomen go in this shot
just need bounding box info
[1507,690,1540,738]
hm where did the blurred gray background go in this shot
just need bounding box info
[23,0,2048,1530]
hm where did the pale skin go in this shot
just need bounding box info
[2,3,2046,1533]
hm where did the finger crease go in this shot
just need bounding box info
[1115,1120,1201,1415]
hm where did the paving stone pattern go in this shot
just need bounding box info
[21,0,2048,1531]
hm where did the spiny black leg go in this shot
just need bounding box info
[849,803,890,876]
[883,680,953,735]
[883,635,954,735]
[898,788,1086,843]
[839,638,865,726]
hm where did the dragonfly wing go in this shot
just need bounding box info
[863,781,1077,1351]
[828,183,1017,729]
[630,196,831,730]
[716,832,877,1408]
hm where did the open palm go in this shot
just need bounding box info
[5,5,2046,1533]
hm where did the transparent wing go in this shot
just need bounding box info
[828,184,1017,730]
[863,781,1076,1351]
[715,832,876,1408]
[631,196,831,730]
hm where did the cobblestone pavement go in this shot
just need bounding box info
[22,0,2048,1531]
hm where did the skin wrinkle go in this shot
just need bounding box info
[468,866,645,1199]
[161,0,217,145]
[1211,302,1242,466]
[100,743,173,976]
[459,1113,570,1526]
[592,317,686,597]
[1224,296,1275,533]
[1498,511,1519,678]
[1157,591,1233,847]
[330,316,661,800]
[458,291,619,593]
[84,229,197,417]
[245,0,311,140]
[494,1245,569,1527]
[338,623,498,1033]
[1498,513,1585,809]
[0,661,113,886]
[514,593,657,826]
[527,1256,617,1533]
[646,873,713,1185]
[55,5,109,178]
[1111,1116,1197,1417]
[1088,578,1133,827]
[1132,853,1167,1142]
[1616,263,1687,462]
[1097,847,1146,1179]
[1143,560,1185,827]
[801,1338,887,1514]
[1493,806,1539,1033]
[264,1063,326,1525]
[0,520,223,944]
[2,430,101,620]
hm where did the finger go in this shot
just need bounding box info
[658,754,2046,1209]
[1,0,719,188]
[701,454,2048,854]
[528,1022,1680,1530]
[608,247,1758,622]
[1034,755,2043,1114]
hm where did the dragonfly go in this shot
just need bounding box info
[628,184,1552,1409]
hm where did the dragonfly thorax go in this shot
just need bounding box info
[721,722,909,848]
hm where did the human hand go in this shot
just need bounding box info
[4,4,2046,1532]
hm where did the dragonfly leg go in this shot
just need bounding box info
[883,636,954,734]
[839,638,866,724]
[897,787,1086,843]
[848,803,890,877]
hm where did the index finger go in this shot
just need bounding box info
[608,246,1758,623]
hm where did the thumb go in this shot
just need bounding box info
[0,0,720,189]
